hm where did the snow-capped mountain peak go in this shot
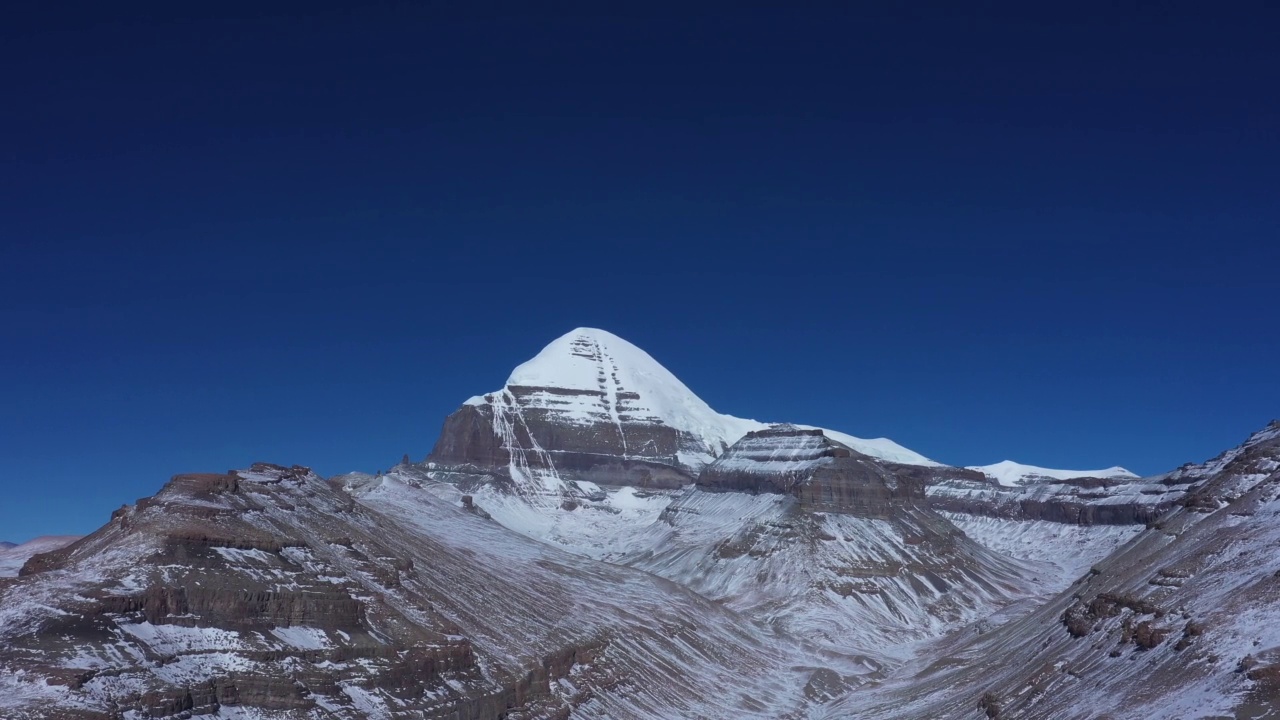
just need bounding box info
[448,327,937,479]
[467,327,761,464]
[967,459,1137,487]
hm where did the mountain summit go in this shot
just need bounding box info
[428,327,934,499]
[467,327,762,469]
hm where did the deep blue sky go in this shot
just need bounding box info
[2,2,1277,541]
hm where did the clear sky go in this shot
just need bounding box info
[2,2,1277,542]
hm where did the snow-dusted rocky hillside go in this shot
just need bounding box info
[1,327,1274,719]
[423,329,1155,582]
[816,421,1280,719]
[416,329,1172,669]
[0,464,861,720]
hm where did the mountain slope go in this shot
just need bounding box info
[3,327,1269,719]
[816,421,1280,719]
[432,425,1066,667]
[0,463,858,720]
[619,426,1057,662]
[420,330,1147,667]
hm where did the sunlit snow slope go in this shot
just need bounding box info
[968,460,1137,487]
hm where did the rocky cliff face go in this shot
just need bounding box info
[415,329,1172,668]
[440,422,1056,662]
[427,328,1164,533]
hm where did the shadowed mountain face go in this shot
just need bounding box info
[1,328,1275,719]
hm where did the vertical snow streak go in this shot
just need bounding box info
[490,390,565,498]
[594,337,628,458]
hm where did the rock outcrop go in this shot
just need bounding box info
[924,465,1194,525]
[698,425,925,518]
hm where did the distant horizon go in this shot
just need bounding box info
[3,2,1278,541]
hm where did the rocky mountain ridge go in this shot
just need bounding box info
[1,328,1274,719]
[428,329,1162,528]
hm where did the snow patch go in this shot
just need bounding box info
[0,536,81,578]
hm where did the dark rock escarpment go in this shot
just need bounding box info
[426,391,699,492]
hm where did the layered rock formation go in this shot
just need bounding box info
[924,465,1192,525]
[600,425,1048,657]
[699,425,926,517]
[417,329,1165,665]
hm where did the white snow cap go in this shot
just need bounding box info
[507,327,716,408]
[471,327,939,467]
[967,460,1137,488]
